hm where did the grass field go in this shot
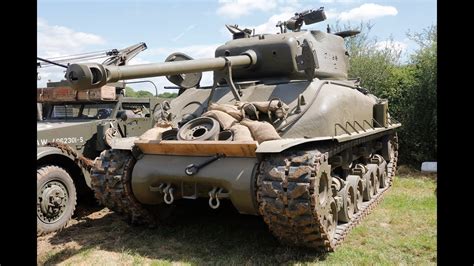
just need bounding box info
[37,172,437,265]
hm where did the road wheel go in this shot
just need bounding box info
[337,183,356,223]
[324,197,338,239]
[346,175,363,212]
[362,170,372,201]
[37,166,76,235]
[367,164,379,196]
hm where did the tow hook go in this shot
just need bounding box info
[208,187,229,209]
[185,153,226,176]
[149,183,175,204]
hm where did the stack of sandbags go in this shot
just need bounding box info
[236,100,289,119]
[229,124,253,141]
[248,101,289,114]
[204,101,284,143]
[240,118,281,143]
[208,103,243,120]
[201,110,237,130]
[139,121,173,141]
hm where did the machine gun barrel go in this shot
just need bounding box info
[66,51,257,90]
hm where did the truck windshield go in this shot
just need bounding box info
[121,102,150,117]
[49,104,115,120]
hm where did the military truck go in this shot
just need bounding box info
[37,82,164,234]
[37,42,167,234]
[64,8,400,251]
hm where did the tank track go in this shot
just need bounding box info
[257,134,399,251]
[387,133,399,181]
[91,149,156,226]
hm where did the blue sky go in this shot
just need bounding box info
[37,0,436,93]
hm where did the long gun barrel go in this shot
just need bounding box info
[66,50,257,91]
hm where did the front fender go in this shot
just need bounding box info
[37,146,76,161]
[256,137,333,154]
[37,146,92,188]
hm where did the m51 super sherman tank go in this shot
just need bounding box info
[65,7,400,251]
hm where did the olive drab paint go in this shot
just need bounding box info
[66,7,401,251]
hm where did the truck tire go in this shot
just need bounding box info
[37,166,76,235]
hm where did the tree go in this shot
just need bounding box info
[333,22,402,95]
[125,86,155,98]
[158,92,178,98]
[136,90,153,98]
[125,86,137,97]
[400,25,437,163]
[333,22,437,165]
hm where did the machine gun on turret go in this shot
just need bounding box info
[276,7,327,33]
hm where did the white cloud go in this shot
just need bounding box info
[243,11,295,34]
[127,56,152,65]
[277,0,302,13]
[227,3,397,34]
[338,3,397,21]
[374,40,408,54]
[37,18,107,87]
[243,7,340,35]
[324,8,339,20]
[37,18,220,94]
[320,0,359,3]
[149,44,220,59]
[216,0,279,18]
[216,0,301,18]
[36,68,67,86]
[37,18,106,58]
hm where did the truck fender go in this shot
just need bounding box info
[37,145,93,188]
[37,146,76,161]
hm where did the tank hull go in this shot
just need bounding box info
[127,79,395,215]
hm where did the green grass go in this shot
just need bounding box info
[38,175,436,265]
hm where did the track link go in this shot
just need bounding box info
[257,134,399,252]
[91,149,155,226]
[257,150,337,251]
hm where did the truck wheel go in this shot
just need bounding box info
[37,166,76,235]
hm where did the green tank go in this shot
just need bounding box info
[65,7,400,251]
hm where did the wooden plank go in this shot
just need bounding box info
[134,140,258,157]
[77,85,116,101]
[37,85,116,102]
[37,87,77,102]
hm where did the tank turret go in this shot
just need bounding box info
[65,7,351,92]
